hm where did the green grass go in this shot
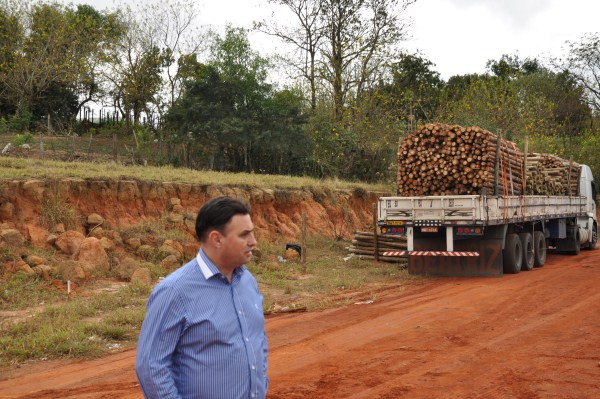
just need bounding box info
[0,156,393,193]
[0,273,64,310]
[0,283,150,365]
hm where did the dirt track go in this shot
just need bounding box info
[1,249,599,398]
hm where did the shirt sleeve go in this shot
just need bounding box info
[135,284,186,399]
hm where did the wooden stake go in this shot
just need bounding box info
[301,211,307,274]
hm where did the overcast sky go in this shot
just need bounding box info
[62,0,599,80]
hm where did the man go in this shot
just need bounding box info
[136,196,268,399]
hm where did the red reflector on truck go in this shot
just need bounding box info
[383,251,480,257]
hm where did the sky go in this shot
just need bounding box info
[61,0,600,80]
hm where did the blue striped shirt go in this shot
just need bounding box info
[135,249,268,399]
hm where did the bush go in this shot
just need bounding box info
[13,132,34,146]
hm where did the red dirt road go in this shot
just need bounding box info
[1,249,599,398]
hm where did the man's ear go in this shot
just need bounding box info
[207,229,222,248]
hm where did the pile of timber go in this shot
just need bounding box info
[347,231,407,264]
[397,123,581,197]
[526,153,581,196]
[398,123,525,196]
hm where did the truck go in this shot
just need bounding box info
[377,124,598,277]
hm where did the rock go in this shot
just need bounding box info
[161,255,180,272]
[88,226,104,238]
[99,237,115,251]
[53,223,66,234]
[17,260,36,275]
[284,247,300,261]
[169,197,181,207]
[167,213,184,224]
[126,238,141,250]
[112,256,139,280]
[86,213,104,226]
[172,204,184,214]
[137,244,155,259]
[76,237,110,274]
[46,234,58,246]
[184,218,196,233]
[131,267,152,286]
[59,260,87,284]
[183,242,199,259]
[32,265,53,280]
[159,240,183,260]
[26,224,49,247]
[1,142,12,155]
[106,230,123,244]
[25,255,46,267]
[1,229,25,248]
[55,230,85,255]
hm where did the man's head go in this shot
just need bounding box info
[195,196,257,270]
[195,196,251,242]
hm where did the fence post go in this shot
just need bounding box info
[373,203,379,261]
[301,211,307,273]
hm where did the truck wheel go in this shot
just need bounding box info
[572,230,581,255]
[585,225,597,250]
[503,233,522,274]
[533,231,546,267]
[519,232,534,271]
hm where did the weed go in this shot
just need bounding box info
[0,273,63,310]
[40,198,78,230]
[0,283,150,363]
[13,132,34,146]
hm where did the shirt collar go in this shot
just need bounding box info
[196,248,246,281]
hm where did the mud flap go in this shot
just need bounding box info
[409,225,505,277]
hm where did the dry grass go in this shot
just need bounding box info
[0,156,393,193]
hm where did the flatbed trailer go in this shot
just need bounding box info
[377,166,598,277]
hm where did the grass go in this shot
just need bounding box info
[0,235,416,366]
[0,156,393,193]
[0,283,150,365]
[0,273,64,310]
[250,235,416,311]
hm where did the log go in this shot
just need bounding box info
[397,123,581,196]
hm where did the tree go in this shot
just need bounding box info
[256,0,325,110]
[0,1,121,128]
[258,0,415,121]
[383,53,443,124]
[564,33,600,114]
[320,0,415,121]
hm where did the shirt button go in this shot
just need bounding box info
[245,337,249,342]
[251,394,256,398]
[251,365,256,370]
[238,310,242,314]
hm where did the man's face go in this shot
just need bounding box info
[220,214,257,268]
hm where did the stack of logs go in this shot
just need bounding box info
[398,123,581,196]
[526,153,581,196]
[347,231,407,263]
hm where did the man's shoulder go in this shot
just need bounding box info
[156,258,201,288]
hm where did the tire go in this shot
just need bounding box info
[519,232,534,271]
[503,233,522,274]
[572,229,581,255]
[585,224,597,250]
[533,230,546,267]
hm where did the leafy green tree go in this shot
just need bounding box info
[166,28,310,174]
[0,1,121,128]
[383,53,443,124]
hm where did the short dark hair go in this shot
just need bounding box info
[195,196,251,242]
